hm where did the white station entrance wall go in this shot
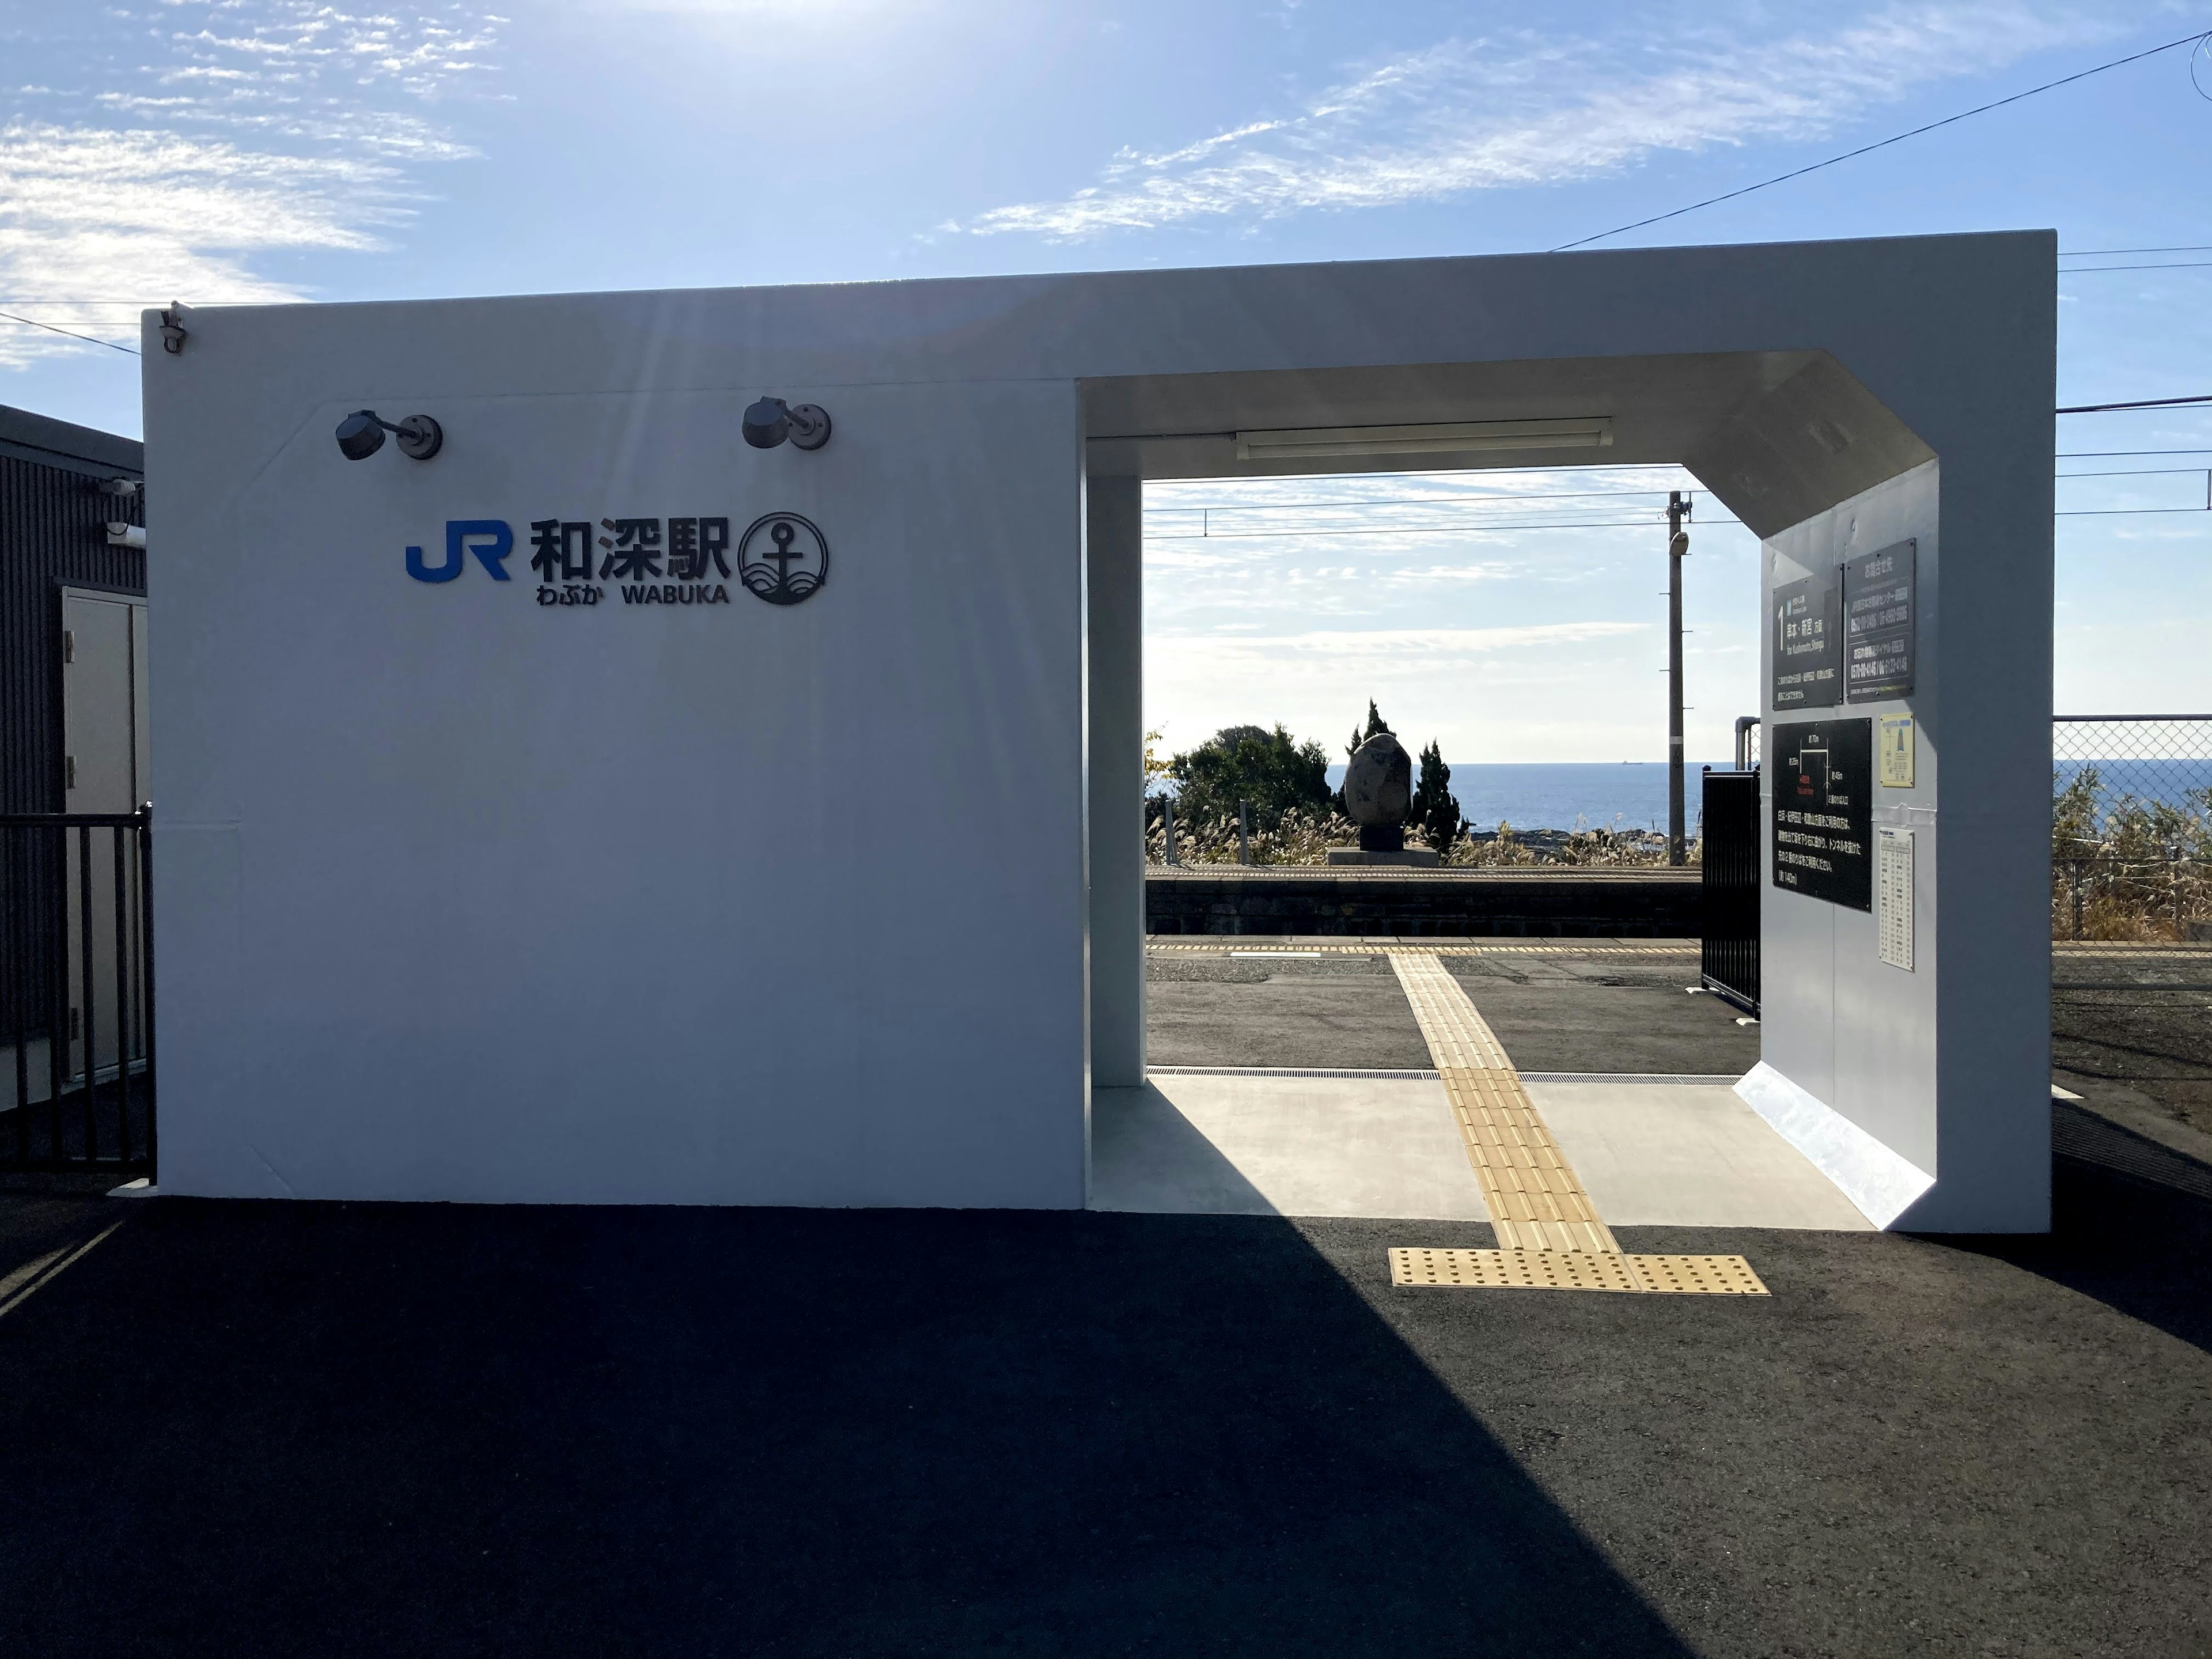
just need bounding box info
[143,236,2055,1223]
[147,374,1089,1205]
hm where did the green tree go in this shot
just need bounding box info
[1169,724,1334,831]
[1344,699,1392,760]
[1411,740,1464,852]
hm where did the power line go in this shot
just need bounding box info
[2055,466,2212,478]
[2062,244,2212,255]
[1144,501,2211,541]
[2059,261,2212,273]
[2057,506,2212,517]
[0,311,139,356]
[2059,394,2212,414]
[1147,516,1747,539]
[1155,467,2211,514]
[1146,487,1686,514]
[1552,28,2211,252]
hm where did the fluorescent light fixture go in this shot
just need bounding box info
[1234,416,1613,461]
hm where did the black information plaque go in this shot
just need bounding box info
[1771,569,1841,710]
[1771,718,1873,911]
[1843,539,1916,702]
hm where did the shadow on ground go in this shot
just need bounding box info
[1939,1101,2212,1358]
[5,1111,2211,1656]
[0,1200,1687,1658]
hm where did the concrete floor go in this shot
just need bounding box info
[1134,946,1857,1230]
[1090,1075,1487,1220]
[1092,1073,1873,1230]
[1528,1081,1874,1230]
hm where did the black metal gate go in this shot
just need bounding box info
[1700,769,1760,1014]
[1,808,154,1177]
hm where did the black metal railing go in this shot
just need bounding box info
[1,808,155,1177]
[1700,767,1760,1014]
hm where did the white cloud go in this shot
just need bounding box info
[0,3,501,367]
[1155,620,1650,659]
[1146,621,1666,763]
[952,2,2135,240]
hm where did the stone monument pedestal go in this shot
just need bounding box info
[1325,847,1441,868]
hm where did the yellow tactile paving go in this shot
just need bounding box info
[1388,1248,1769,1296]
[1390,952,1516,1070]
[1388,953,1622,1255]
[1627,1254,1771,1296]
[1382,953,1768,1293]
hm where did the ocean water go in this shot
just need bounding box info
[1320,761,1735,834]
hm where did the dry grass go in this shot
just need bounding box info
[1147,808,1688,869]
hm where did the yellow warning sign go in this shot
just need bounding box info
[1879,713,1915,787]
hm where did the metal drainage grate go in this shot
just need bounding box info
[1389,1247,1769,1296]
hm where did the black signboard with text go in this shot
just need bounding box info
[1843,539,1916,702]
[1771,569,1841,710]
[1771,718,1873,911]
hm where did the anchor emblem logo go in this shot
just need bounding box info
[736,512,829,606]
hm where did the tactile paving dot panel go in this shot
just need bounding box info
[1389,1248,1643,1293]
[1626,1254,1770,1296]
[1389,1247,1769,1296]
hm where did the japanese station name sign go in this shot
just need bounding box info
[404,513,828,608]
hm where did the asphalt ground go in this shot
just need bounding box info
[2,1126,2209,1658]
[1146,949,1759,1075]
[3,957,2207,1653]
[2054,988,2212,1142]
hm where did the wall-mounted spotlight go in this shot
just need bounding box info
[742,396,831,452]
[335,409,444,462]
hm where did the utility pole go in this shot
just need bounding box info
[1666,491,1692,866]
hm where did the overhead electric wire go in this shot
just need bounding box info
[2062,244,2212,255]
[0,311,139,355]
[1147,516,1743,538]
[2054,466,2212,478]
[1154,464,2212,516]
[1552,28,2212,252]
[2058,506,2212,517]
[1146,486,1688,514]
[2059,261,2212,272]
[2059,394,2212,413]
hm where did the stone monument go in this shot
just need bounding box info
[1327,730,1440,866]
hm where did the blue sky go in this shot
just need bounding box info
[2,1,2209,763]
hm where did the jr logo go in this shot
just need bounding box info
[407,520,514,583]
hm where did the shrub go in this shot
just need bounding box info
[1166,724,1334,831]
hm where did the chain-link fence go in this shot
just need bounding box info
[2053,716,2212,988]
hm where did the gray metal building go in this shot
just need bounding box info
[0,403,146,815]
